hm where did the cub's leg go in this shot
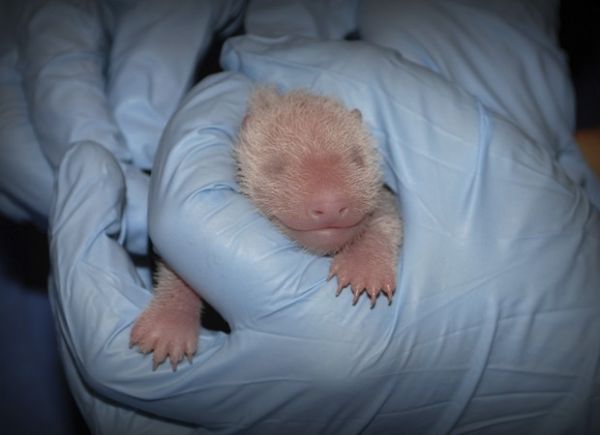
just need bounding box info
[330,189,402,306]
[130,261,202,370]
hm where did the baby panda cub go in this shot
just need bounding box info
[131,88,403,370]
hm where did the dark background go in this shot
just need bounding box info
[0,2,598,434]
[559,1,600,129]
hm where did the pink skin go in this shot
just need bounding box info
[274,157,369,252]
[328,189,402,306]
[131,88,403,370]
[272,161,401,306]
[130,261,201,371]
[237,89,403,305]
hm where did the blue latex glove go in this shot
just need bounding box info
[245,0,358,39]
[51,8,600,434]
[1,0,245,247]
[0,4,53,226]
[356,0,600,208]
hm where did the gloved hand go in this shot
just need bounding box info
[0,0,245,249]
[355,0,600,208]
[50,27,600,433]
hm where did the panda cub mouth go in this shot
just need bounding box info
[280,218,367,254]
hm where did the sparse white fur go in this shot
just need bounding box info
[131,87,403,371]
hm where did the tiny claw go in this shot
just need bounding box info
[186,353,194,364]
[370,291,377,308]
[336,276,350,296]
[352,287,363,305]
[382,285,394,305]
[327,269,336,281]
[387,292,394,305]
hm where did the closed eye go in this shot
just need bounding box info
[264,158,287,175]
[351,149,365,168]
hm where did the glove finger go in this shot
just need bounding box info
[107,0,245,169]
[19,0,131,169]
[0,48,53,223]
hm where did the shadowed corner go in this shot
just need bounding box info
[0,215,90,435]
[559,1,600,179]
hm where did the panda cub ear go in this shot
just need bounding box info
[350,108,362,121]
[243,87,280,128]
[250,86,281,112]
[241,113,249,129]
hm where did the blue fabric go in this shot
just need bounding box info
[47,1,600,433]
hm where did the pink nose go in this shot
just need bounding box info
[306,193,350,225]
